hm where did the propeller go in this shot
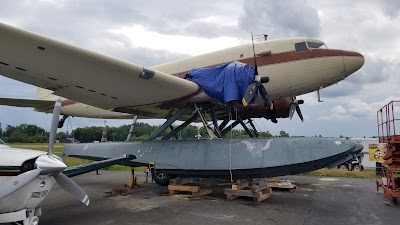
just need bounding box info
[288,97,304,122]
[0,98,90,206]
[242,32,273,111]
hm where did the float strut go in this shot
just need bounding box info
[238,116,255,138]
[210,107,222,138]
[162,114,199,140]
[146,105,190,142]
[218,118,230,131]
[126,115,138,141]
[221,120,240,136]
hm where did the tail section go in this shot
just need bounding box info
[36,87,58,100]
[0,87,56,111]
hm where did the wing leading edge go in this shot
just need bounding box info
[0,23,199,111]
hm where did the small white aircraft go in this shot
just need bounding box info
[0,98,135,225]
[0,99,89,225]
[0,22,364,127]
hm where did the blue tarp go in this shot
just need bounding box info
[185,61,255,103]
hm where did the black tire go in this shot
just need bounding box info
[353,164,362,172]
[151,169,172,186]
[393,197,398,205]
[338,164,349,170]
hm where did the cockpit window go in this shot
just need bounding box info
[0,139,6,145]
[295,42,308,52]
[307,42,327,49]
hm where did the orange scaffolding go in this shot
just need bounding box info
[376,100,400,205]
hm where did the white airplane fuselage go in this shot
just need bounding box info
[35,37,364,119]
[0,146,55,217]
[0,176,55,213]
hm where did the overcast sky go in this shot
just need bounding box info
[0,0,399,138]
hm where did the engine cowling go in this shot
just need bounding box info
[238,97,292,121]
[270,98,292,118]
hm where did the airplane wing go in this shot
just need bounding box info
[0,97,55,110]
[0,23,199,111]
[63,155,136,178]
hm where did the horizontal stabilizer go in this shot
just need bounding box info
[63,155,136,178]
[0,97,55,110]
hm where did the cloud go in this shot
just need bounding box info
[332,105,346,114]
[238,0,321,38]
[321,55,400,99]
[318,105,349,121]
[379,0,400,18]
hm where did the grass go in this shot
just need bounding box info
[303,168,380,179]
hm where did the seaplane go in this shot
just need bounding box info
[0,99,135,225]
[0,22,365,186]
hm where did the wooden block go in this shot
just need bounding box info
[192,189,212,198]
[250,184,270,193]
[252,178,268,186]
[255,189,271,202]
[169,178,194,185]
[232,179,249,190]
[168,185,200,193]
[224,189,261,198]
[226,193,239,201]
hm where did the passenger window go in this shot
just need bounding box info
[295,42,308,52]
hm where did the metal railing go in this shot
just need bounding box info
[377,101,400,143]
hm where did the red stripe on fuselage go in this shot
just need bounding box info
[172,49,345,78]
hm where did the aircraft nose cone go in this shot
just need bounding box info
[343,51,364,76]
[36,155,67,175]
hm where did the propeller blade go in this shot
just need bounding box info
[54,173,90,206]
[0,169,41,200]
[296,105,304,122]
[242,82,258,106]
[48,98,62,155]
[289,103,296,120]
[258,84,273,110]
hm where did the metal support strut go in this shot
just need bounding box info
[146,105,190,142]
[210,107,222,138]
[126,115,138,141]
[221,120,240,137]
[247,119,259,137]
[238,116,255,138]
[194,103,217,139]
[162,114,199,140]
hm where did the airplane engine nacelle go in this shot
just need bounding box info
[271,98,291,119]
[238,97,292,120]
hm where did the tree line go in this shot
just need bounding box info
[0,122,294,143]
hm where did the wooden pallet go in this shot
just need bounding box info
[224,179,271,202]
[168,178,212,197]
[267,181,296,192]
[168,184,212,197]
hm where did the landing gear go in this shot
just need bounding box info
[352,163,363,172]
[151,169,172,186]
[4,208,40,225]
[338,164,348,170]
[58,115,69,128]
